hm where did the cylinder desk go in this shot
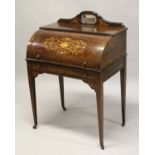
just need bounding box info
[26,11,127,149]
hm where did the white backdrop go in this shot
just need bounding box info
[16,0,139,155]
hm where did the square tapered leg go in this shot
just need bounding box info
[58,75,66,111]
[96,75,104,149]
[27,63,38,129]
[120,58,127,126]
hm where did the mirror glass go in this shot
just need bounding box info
[81,14,97,25]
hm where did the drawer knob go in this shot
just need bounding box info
[36,54,40,58]
[83,61,87,65]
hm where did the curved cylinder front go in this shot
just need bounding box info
[27,29,111,70]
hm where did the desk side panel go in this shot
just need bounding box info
[100,31,126,70]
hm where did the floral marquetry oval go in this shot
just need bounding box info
[43,37,86,55]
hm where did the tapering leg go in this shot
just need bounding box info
[120,57,127,127]
[27,63,38,129]
[59,75,66,111]
[96,76,104,149]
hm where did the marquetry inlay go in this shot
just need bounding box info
[43,37,86,55]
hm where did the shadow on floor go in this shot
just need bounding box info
[38,92,138,140]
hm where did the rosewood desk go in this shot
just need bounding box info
[26,11,127,149]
